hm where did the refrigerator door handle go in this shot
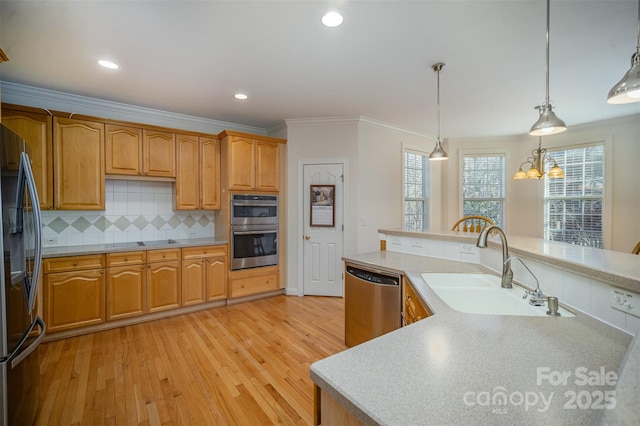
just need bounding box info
[17,152,43,313]
[8,316,46,369]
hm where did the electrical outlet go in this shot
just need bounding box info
[188,231,196,238]
[459,244,477,254]
[390,237,402,246]
[44,237,58,245]
[411,239,423,248]
[610,287,640,318]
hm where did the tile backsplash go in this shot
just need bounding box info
[42,180,214,247]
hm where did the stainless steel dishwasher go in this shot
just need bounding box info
[344,263,401,347]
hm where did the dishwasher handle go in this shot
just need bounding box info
[346,265,400,286]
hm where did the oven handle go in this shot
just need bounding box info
[232,201,278,207]
[233,229,278,236]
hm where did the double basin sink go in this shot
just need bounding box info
[421,273,574,317]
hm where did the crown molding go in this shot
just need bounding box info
[0,81,267,135]
[284,115,433,139]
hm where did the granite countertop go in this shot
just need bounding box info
[42,237,226,258]
[311,251,634,425]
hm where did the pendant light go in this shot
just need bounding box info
[530,0,567,136]
[428,63,448,161]
[607,0,640,104]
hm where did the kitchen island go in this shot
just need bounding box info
[311,250,635,425]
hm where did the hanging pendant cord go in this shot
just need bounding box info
[436,67,441,142]
[545,0,550,105]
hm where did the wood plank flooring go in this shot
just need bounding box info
[35,295,346,426]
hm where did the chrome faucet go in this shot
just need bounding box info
[476,225,513,289]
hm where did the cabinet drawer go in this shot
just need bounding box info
[44,254,105,273]
[147,249,180,263]
[182,245,227,259]
[106,251,146,267]
[230,271,278,298]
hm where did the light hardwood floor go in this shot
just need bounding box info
[35,295,346,426]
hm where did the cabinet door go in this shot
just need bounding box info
[1,106,54,210]
[105,124,143,176]
[45,269,105,332]
[107,265,146,320]
[175,134,199,210]
[206,253,227,301]
[147,260,181,312]
[228,136,255,191]
[182,258,206,306]
[200,137,220,209]
[53,117,105,210]
[143,129,175,177]
[256,140,279,192]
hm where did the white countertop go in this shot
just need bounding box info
[379,229,640,292]
[310,251,634,425]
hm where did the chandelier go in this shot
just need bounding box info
[513,138,564,180]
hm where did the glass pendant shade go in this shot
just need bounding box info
[513,168,528,179]
[607,52,640,104]
[530,104,567,136]
[547,164,564,178]
[428,140,448,161]
[526,167,543,179]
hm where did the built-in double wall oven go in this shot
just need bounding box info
[230,194,278,270]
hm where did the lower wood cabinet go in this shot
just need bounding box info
[181,245,228,306]
[44,255,106,333]
[229,265,279,299]
[403,278,431,326]
[147,249,181,313]
[106,251,146,321]
[44,246,230,335]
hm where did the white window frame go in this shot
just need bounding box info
[543,141,607,248]
[459,151,507,228]
[402,145,431,231]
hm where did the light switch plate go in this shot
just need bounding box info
[610,287,640,318]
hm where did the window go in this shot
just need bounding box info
[403,149,430,231]
[544,144,604,248]
[462,154,505,227]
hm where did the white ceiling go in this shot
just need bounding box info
[1,0,639,139]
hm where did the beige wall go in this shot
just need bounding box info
[444,114,640,253]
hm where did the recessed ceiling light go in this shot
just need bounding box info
[322,11,344,28]
[98,59,119,70]
[234,93,248,100]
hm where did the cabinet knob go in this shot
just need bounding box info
[202,259,205,263]
[304,234,311,240]
[124,257,128,261]
[100,270,104,274]
[162,253,166,258]
[73,262,78,266]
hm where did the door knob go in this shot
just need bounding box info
[304,234,311,240]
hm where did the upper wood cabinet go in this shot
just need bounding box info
[144,129,175,177]
[105,125,175,177]
[53,117,105,210]
[1,104,54,210]
[176,134,220,210]
[105,124,142,176]
[221,131,284,192]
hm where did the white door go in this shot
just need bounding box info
[303,163,344,296]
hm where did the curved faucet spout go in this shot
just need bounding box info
[476,225,513,289]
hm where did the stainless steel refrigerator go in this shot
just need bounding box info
[0,124,45,425]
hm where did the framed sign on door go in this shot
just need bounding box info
[310,185,335,227]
